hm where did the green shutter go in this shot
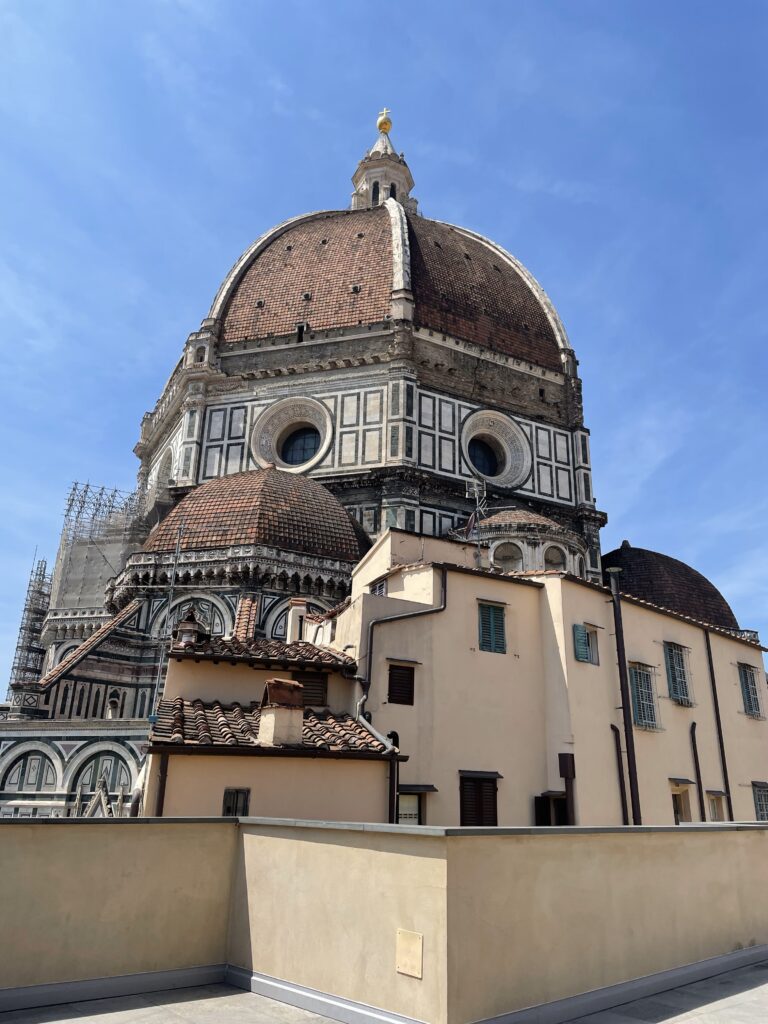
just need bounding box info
[739,664,761,717]
[479,604,505,653]
[573,624,590,662]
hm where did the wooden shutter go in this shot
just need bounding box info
[739,664,761,717]
[388,665,415,705]
[292,671,328,706]
[479,604,505,653]
[573,624,591,662]
[460,776,498,826]
[664,643,690,703]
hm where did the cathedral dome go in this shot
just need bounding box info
[209,207,570,373]
[143,467,371,562]
[602,541,739,630]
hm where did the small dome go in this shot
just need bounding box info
[143,467,371,562]
[479,508,568,532]
[602,541,739,630]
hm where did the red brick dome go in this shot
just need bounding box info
[602,541,739,631]
[143,467,371,562]
[210,206,568,373]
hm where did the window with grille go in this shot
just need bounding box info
[478,603,505,654]
[629,663,658,729]
[753,784,768,821]
[664,642,692,705]
[388,664,415,705]
[397,793,421,824]
[739,663,762,718]
[370,578,387,597]
[292,671,328,706]
[573,624,599,664]
[459,774,498,826]
[222,788,250,816]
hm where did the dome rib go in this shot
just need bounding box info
[143,468,371,562]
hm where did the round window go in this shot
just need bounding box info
[280,426,321,466]
[493,542,524,572]
[468,438,499,477]
[544,546,566,570]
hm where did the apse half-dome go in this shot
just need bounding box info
[602,540,739,631]
[143,467,371,562]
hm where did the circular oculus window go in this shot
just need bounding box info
[251,397,333,473]
[460,410,532,489]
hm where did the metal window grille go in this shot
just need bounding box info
[370,579,387,597]
[664,642,692,705]
[753,785,768,821]
[629,663,658,729]
[739,663,762,718]
[478,604,506,654]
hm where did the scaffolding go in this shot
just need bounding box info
[62,482,142,542]
[7,558,52,696]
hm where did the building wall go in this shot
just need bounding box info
[152,754,389,821]
[0,820,235,990]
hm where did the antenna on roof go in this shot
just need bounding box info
[464,479,488,566]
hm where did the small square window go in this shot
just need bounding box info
[388,664,415,705]
[478,603,505,654]
[370,578,387,597]
[573,624,599,664]
[222,788,250,817]
[292,671,327,706]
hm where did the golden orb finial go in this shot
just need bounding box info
[377,107,392,134]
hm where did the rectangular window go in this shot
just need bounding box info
[405,383,414,418]
[292,671,328,706]
[222,788,250,816]
[629,663,658,729]
[708,794,724,822]
[753,785,768,821]
[671,787,692,825]
[388,664,415,705]
[460,774,498,826]
[397,793,421,825]
[739,663,762,718]
[405,426,414,459]
[573,624,599,664]
[664,642,693,705]
[478,604,506,654]
[370,578,387,597]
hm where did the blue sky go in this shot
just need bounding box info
[1,0,767,683]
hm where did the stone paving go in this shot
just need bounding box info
[3,964,768,1024]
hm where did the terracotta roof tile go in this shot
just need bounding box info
[170,635,356,670]
[233,596,259,642]
[152,697,386,754]
[144,467,371,561]
[220,209,393,344]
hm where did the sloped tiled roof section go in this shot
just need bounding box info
[219,208,394,344]
[407,214,563,371]
[152,697,386,754]
[170,635,356,671]
[143,467,371,561]
[602,542,739,631]
[479,508,567,531]
[34,599,143,691]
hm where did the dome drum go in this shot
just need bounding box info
[251,397,334,474]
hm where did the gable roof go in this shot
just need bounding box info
[170,635,356,671]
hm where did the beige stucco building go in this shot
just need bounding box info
[309,529,768,828]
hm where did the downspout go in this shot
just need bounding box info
[704,629,734,821]
[154,753,169,817]
[355,566,448,721]
[690,722,706,821]
[605,569,642,825]
[610,724,629,826]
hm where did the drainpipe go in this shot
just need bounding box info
[704,629,734,821]
[605,569,642,825]
[690,722,706,821]
[610,724,629,825]
[355,566,448,721]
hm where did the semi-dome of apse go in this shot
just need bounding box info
[143,466,371,563]
[602,540,739,631]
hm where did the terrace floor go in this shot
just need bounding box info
[2,962,768,1024]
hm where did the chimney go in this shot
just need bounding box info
[286,597,308,642]
[257,678,304,747]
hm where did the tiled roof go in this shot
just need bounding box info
[170,635,356,670]
[144,467,371,561]
[305,596,351,623]
[220,209,393,344]
[32,600,142,692]
[407,215,563,372]
[602,542,739,631]
[477,508,569,532]
[232,596,259,642]
[152,697,387,754]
